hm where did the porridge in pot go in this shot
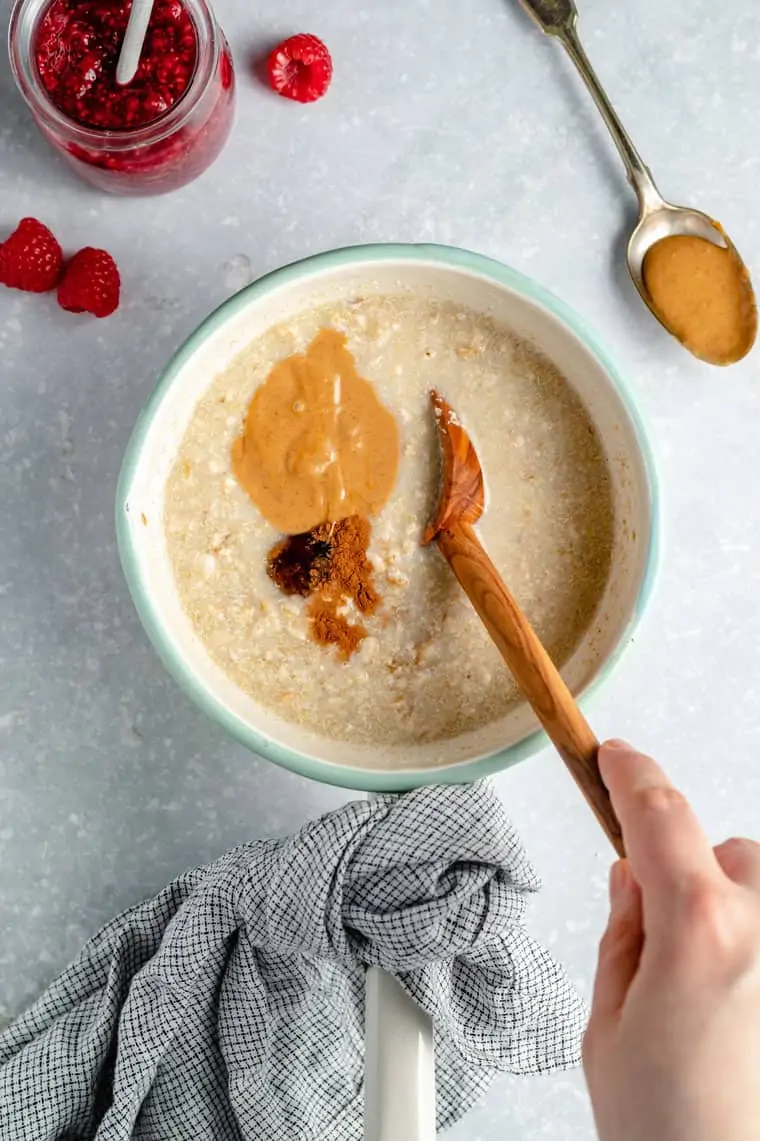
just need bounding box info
[164,294,614,746]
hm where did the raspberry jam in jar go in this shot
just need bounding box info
[9,0,235,195]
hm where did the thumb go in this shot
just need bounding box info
[589,860,644,1025]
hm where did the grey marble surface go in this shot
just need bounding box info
[2,0,760,1136]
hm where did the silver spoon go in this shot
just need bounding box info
[518,0,757,365]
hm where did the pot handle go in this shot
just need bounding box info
[363,967,436,1141]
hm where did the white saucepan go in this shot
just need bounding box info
[116,243,659,1139]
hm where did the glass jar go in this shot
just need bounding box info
[8,0,236,196]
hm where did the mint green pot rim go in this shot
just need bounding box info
[116,241,661,793]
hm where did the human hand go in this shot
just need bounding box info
[583,740,760,1141]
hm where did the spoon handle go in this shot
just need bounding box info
[517,0,662,214]
[437,521,625,857]
[116,0,155,85]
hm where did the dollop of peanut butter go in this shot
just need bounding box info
[232,328,399,534]
[642,233,757,365]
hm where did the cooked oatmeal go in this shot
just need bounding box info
[164,295,614,746]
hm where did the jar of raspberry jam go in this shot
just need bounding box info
[9,0,235,195]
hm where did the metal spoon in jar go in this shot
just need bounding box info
[518,0,758,366]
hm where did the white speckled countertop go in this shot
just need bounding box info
[2,0,760,1135]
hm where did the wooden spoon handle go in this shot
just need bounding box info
[437,522,624,857]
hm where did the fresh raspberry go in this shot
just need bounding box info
[267,34,333,103]
[57,247,121,318]
[0,218,64,293]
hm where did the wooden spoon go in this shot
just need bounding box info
[424,391,624,857]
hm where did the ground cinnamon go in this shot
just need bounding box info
[268,515,379,659]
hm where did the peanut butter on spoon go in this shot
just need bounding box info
[517,0,757,366]
[642,233,757,366]
[232,328,399,535]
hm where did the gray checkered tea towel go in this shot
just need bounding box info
[0,781,585,1140]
